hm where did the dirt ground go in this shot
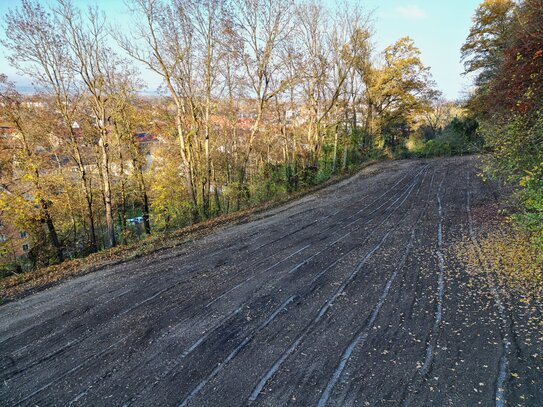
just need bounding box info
[1,156,541,406]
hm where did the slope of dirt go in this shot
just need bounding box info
[1,156,541,407]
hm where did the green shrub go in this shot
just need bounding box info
[481,113,543,250]
[398,116,484,158]
[513,163,543,251]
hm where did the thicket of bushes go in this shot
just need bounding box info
[394,116,484,159]
[463,0,543,249]
[482,114,543,249]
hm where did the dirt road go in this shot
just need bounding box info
[1,156,541,406]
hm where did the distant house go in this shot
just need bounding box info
[285,109,299,120]
[237,112,257,119]
[236,117,256,130]
[0,124,15,138]
[0,214,31,263]
[23,100,45,109]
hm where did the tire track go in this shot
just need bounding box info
[421,174,447,375]
[208,166,424,302]
[317,228,417,407]
[176,295,296,407]
[397,169,447,407]
[1,236,311,371]
[204,244,311,308]
[211,166,428,303]
[466,171,511,407]
[0,166,411,350]
[315,168,437,407]
[11,332,133,407]
[115,166,429,407]
[252,165,417,252]
[247,166,431,404]
[6,166,427,406]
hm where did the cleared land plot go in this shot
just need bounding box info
[1,156,540,406]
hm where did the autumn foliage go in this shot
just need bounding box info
[462,0,543,255]
[0,0,439,273]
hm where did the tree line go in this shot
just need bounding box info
[0,0,439,270]
[461,0,543,246]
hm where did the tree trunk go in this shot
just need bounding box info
[176,113,199,223]
[71,133,98,253]
[99,134,116,248]
[84,186,97,252]
[120,180,127,245]
[212,161,221,215]
[237,110,262,209]
[134,159,151,236]
[118,144,128,245]
[203,132,211,218]
[332,130,338,172]
[40,199,64,263]
[20,131,64,262]
[365,100,373,135]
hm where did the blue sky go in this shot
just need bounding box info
[0,0,480,100]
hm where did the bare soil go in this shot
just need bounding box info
[1,156,541,406]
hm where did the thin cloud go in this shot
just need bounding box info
[395,5,427,20]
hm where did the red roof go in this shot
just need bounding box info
[0,125,15,135]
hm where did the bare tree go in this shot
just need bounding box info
[296,1,360,169]
[184,0,228,217]
[333,2,373,166]
[56,0,128,248]
[109,72,152,236]
[117,0,200,222]
[421,95,457,138]
[232,0,296,201]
